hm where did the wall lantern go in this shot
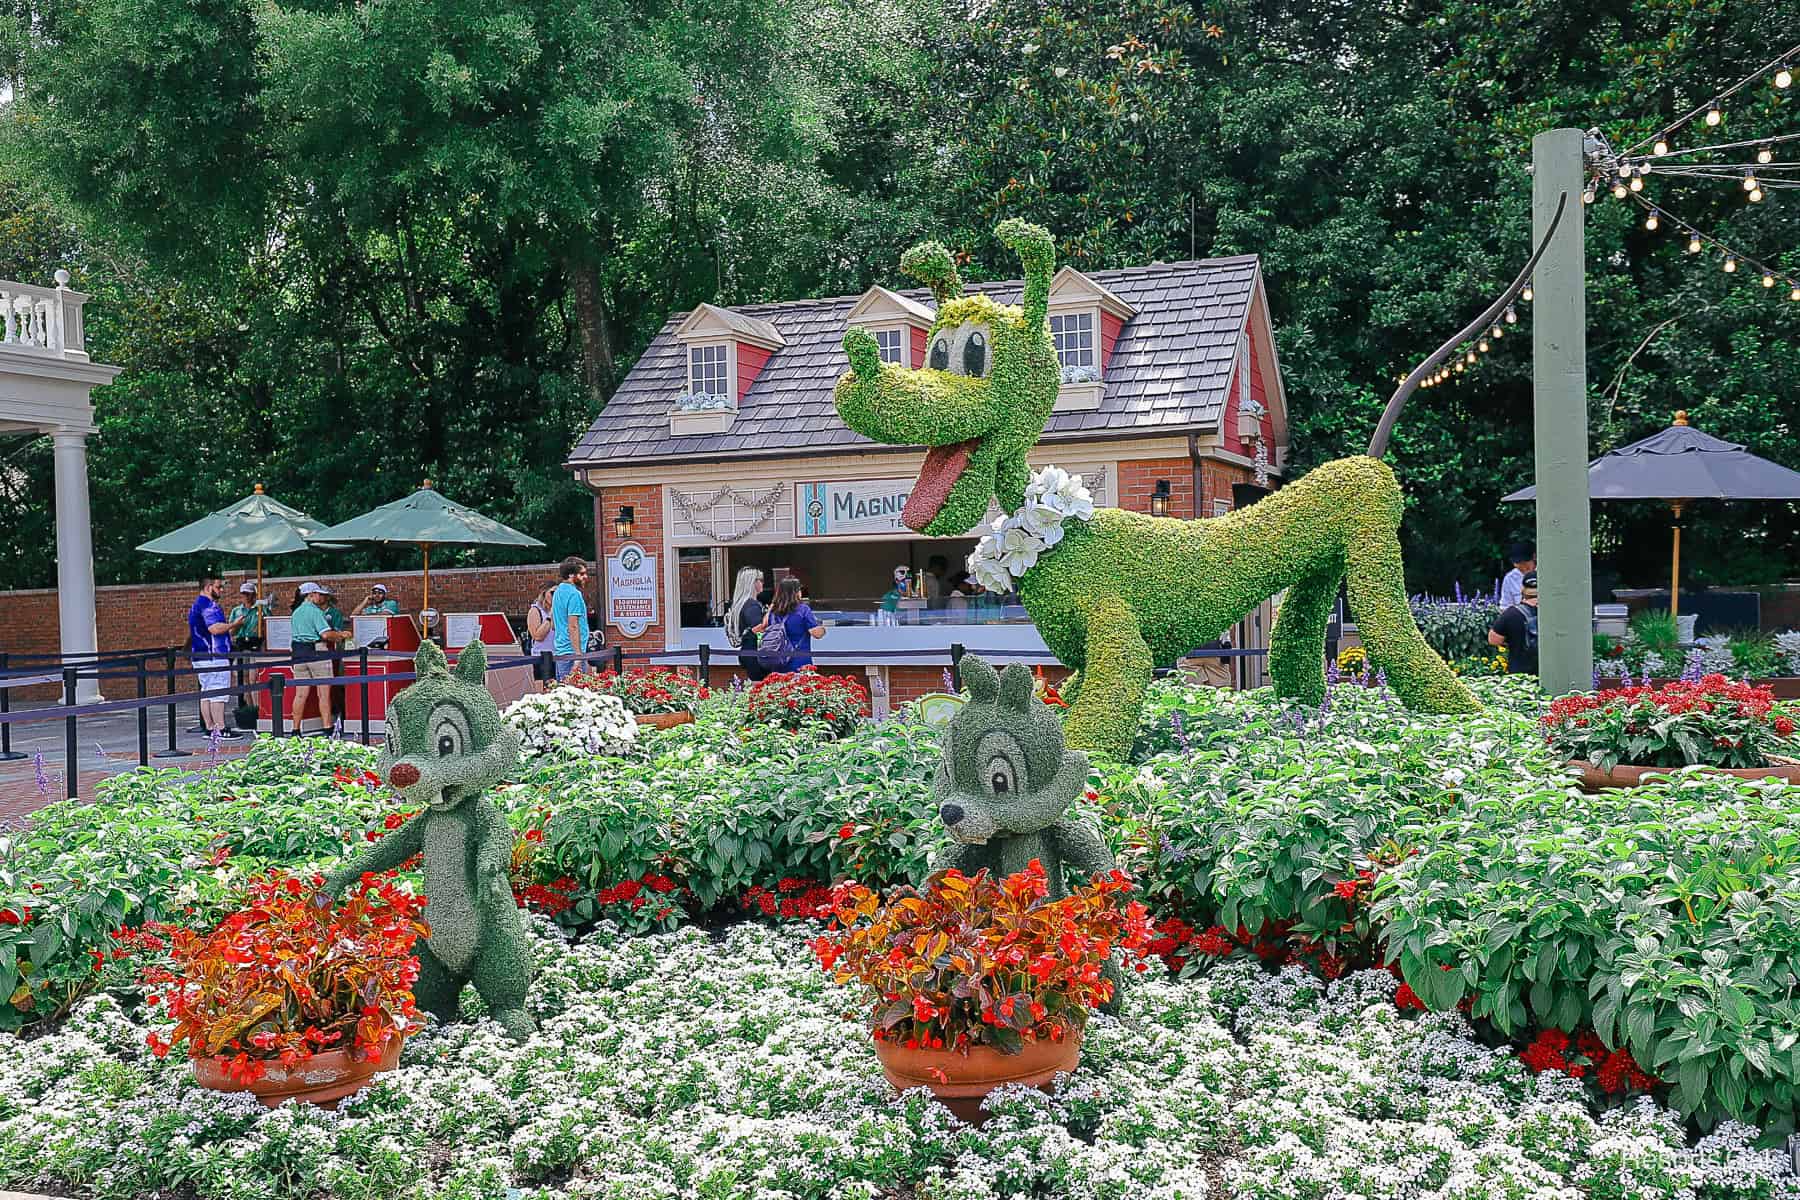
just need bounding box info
[1150,479,1172,518]
[614,505,636,540]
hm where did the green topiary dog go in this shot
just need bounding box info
[318,639,536,1041]
[834,220,1477,758]
[933,656,1114,894]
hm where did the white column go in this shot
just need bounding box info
[52,428,101,702]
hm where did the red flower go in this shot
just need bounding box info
[838,823,856,840]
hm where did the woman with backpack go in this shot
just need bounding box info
[724,567,769,681]
[755,577,826,673]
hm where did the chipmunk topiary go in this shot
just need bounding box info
[318,639,536,1041]
[933,656,1115,895]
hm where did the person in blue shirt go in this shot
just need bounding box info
[187,573,247,739]
[550,556,593,679]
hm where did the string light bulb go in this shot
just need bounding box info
[1520,284,1533,302]
[1653,138,1670,156]
[1582,185,1597,205]
[1762,272,1776,288]
[1757,143,1774,165]
[1490,323,1503,339]
[1612,181,1629,199]
[1629,173,1644,192]
[1749,185,1764,203]
[1504,305,1518,324]
[1645,209,1660,231]
[1777,62,1793,89]
[1705,103,1723,126]
[1688,234,1704,254]
[1744,170,1758,191]
[1723,255,1737,273]
[1465,350,1477,364]
[1617,163,1632,178]
[1478,339,1490,352]
[1790,285,1800,302]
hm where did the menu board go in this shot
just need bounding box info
[445,613,481,647]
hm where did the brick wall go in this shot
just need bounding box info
[595,483,667,646]
[1199,459,1253,515]
[0,562,590,700]
[1116,458,1196,518]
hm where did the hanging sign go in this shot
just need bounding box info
[606,541,658,638]
[797,479,915,537]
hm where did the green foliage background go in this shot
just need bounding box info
[0,0,1797,593]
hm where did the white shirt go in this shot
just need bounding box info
[1499,568,1525,609]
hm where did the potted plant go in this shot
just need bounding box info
[565,665,709,728]
[136,871,427,1108]
[501,686,639,758]
[811,861,1148,1123]
[1542,674,1800,790]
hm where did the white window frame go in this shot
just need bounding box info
[873,327,905,366]
[688,341,732,401]
[1050,310,1097,370]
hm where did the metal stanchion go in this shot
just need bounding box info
[950,642,966,689]
[537,650,554,684]
[697,644,711,687]
[612,645,624,675]
[62,666,78,800]
[358,647,371,746]
[0,652,24,761]
[270,675,286,739]
[154,647,190,758]
[136,653,150,767]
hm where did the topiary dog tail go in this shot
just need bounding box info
[1367,192,1568,459]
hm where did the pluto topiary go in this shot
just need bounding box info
[834,220,1476,758]
[319,639,536,1041]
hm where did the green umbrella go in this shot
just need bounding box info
[308,481,544,614]
[137,483,335,596]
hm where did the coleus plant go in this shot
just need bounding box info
[1542,674,1799,770]
[125,871,426,1085]
[811,862,1150,1054]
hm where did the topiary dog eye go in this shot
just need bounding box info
[963,330,987,378]
[929,336,949,371]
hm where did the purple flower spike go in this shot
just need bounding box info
[1591,665,1602,692]
[1681,650,1702,684]
[1454,580,1465,604]
[1170,710,1189,751]
[943,667,956,692]
[1326,659,1341,686]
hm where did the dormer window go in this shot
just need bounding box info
[689,343,730,398]
[1050,312,1095,371]
[873,328,904,365]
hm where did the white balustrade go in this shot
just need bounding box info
[0,271,87,358]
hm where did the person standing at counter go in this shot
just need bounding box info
[230,581,263,651]
[358,583,401,615]
[756,576,825,672]
[288,582,351,733]
[724,567,769,681]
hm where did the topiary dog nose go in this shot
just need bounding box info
[389,762,421,788]
[940,803,964,825]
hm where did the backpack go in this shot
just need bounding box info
[756,613,795,670]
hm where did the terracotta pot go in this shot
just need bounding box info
[634,711,695,730]
[872,1027,1082,1124]
[1568,759,1800,792]
[193,1033,404,1109]
[1597,676,1800,699]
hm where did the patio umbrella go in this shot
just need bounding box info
[137,483,335,596]
[1503,412,1800,617]
[308,481,544,615]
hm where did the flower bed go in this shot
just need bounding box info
[564,665,711,715]
[501,685,639,760]
[7,922,1800,1200]
[747,667,871,737]
[1543,674,1799,771]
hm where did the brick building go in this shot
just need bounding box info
[567,256,1291,712]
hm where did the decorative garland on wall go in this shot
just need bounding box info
[669,483,787,543]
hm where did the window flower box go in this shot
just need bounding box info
[670,391,736,436]
[1053,364,1102,413]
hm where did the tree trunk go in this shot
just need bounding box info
[567,257,615,407]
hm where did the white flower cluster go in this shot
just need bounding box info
[1059,364,1101,384]
[673,391,734,412]
[3,925,1795,1200]
[966,466,1095,594]
[503,686,639,760]
[1775,631,1800,676]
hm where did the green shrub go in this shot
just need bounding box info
[1409,594,1503,662]
[1631,608,1682,654]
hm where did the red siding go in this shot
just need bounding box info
[737,344,773,398]
[910,326,927,369]
[1223,318,1276,457]
[1100,312,1124,373]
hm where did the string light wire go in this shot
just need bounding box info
[1627,190,1799,297]
[1620,40,1800,157]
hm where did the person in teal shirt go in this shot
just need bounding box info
[357,583,401,616]
[550,556,592,679]
[288,582,349,733]
[230,581,264,649]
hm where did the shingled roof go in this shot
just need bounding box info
[567,255,1264,469]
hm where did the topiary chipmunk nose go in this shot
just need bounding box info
[939,803,964,826]
[389,762,421,788]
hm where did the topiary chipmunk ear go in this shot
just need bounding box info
[452,639,488,685]
[415,639,449,677]
[998,663,1034,713]
[960,654,999,702]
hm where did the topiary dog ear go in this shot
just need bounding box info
[415,639,448,677]
[452,639,487,685]
[961,655,998,702]
[998,663,1034,713]
[900,240,964,306]
[994,218,1055,329]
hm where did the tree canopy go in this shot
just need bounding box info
[0,0,1796,597]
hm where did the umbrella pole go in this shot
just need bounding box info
[422,543,431,628]
[1669,502,1683,621]
[256,555,264,600]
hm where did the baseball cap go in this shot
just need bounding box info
[372,583,388,593]
[238,582,257,594]
[1521,572,1538,594]
[297,581,324,596]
